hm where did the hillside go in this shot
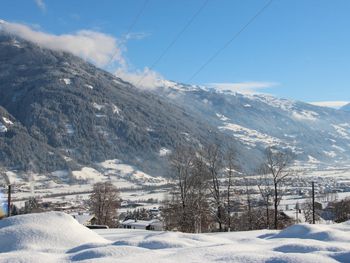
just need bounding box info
[155,82,350,168]
[341,103,350,112]
[0,33,227,175]
[2,31,350,177]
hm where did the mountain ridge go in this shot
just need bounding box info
[153,81,350,167]
[0,32,230,175]
[1,31,350,177]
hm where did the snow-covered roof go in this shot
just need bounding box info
[121,219,160,227]
[72,214,95,225]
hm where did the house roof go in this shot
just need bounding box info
[122,219,160,227]
[72,214,95,225]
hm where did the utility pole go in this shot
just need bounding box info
[295,202,299,223]
[7,184,11,217]
[312,181,315,224]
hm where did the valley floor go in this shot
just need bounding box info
[0,212,350,262]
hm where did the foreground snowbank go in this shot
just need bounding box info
[0,212,108,262]
[1,212,350,262]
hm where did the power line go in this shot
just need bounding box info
[125,0,150,37]
[187,0,274,82]
[136,0,209,86]
[107,0,150,66]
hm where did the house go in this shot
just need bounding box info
[149,207,160,216]
[121,219,163,231]
[72,213,97,226]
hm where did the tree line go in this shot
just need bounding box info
[162,144,294,232]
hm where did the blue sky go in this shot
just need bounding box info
[1,0,350,106]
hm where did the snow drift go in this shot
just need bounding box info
[0,212,107,253]
[1,212,350,262]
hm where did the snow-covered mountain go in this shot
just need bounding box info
[341,103,350,112]
[1,30,350,176]
[154,81,350,168]
[0,33,228,175]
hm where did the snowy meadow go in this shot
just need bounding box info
[0,212,349,263]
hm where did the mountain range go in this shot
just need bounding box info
[1,32,350,176]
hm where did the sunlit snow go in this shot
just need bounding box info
[1,212,350,262]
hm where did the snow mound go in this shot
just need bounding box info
[274,242,342,254]
[270,223,350,242]
[340,220,350,225]
[112,231,232,250]
[69,246,149,262]
[0,212,107,253]
[2,214,350,262]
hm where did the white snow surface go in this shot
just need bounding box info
[2,117,13,125]
[111,104,121,115]
[159,147,171,157]
[61,78,71,85]
[99,159,167,185]
[0,212,107,262]
[1,212,350,262]
[92,102,104,111]
[84,84,94,89]
[219,122,283,147]
[65,123,74,134]
[291,110,319,121]
[332,124,350,139]
[216,113,229,121]
[72,167,104,183]
[0,122,7,133]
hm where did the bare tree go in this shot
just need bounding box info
[191,154,212,233]
[224,147,238,231]
[0,167,10,185]
[24,197,41,214]
[330,198,350,223]
[164,146,213,233]
[89,182,120,227]
[244,178,254,230]
[206,144,225,231]
[260,147,293,229]
[168,145,196,232]
[302,199,320,224]
[257,172,273,229]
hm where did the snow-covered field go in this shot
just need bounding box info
[5,162,350,221]
[0,212,350,262]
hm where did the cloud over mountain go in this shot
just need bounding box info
[208,81,278,95]
[0,20,124,67]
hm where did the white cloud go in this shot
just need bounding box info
[309,101,349,109]
[0,21,125,67]
[208,81,278,94]
[0,20,159,89]
[115,67,165,90]
[34,0,46,12]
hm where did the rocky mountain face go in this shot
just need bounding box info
[0,33,228,175]
[154,82,350,168]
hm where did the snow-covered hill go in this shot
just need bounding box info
[1,212,350,262]
[341,103,350,112]
[2,30,350,176]
[0,32,228,176]
[155,82,350,168]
